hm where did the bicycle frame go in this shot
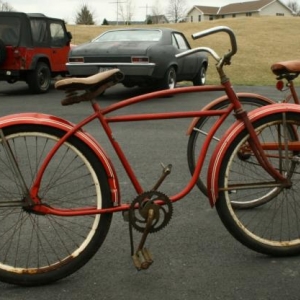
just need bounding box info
[0,79,291,217]
[8,84,228,216]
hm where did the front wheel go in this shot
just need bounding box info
[216,112,300,256]
[0,124,113,286]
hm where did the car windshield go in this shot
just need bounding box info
[93,30,162,42]
[0,17,21,46]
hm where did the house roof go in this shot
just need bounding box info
[188,0,293,15]
[220,0,279,14]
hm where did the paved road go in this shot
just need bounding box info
[0,81,299,300]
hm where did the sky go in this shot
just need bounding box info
[6,0,267,24]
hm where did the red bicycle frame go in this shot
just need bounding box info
[26,80,287,217]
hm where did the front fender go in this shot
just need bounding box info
[207,103,300,207]
[186,93,275,135]
[0,112,120,204]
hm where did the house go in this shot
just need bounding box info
[147,15,169,24]
[186,0,294,22]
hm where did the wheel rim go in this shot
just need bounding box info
[200,68,206,85]
[168,68,176,89]
[222,118,300,247]
[38,67,50,90]
[0,131,102,275]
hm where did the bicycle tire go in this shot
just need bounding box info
[216,112,300,256]
[0,124,113,286]
[187,96,272,198]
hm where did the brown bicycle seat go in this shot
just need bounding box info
[55,69,124,105]
[271,60,300,76]
[55,69,124,91]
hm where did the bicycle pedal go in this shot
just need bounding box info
[132,248,153,271]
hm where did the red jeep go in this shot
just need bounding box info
[0,12,72,93]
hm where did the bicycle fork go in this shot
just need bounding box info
[236,109,291,186]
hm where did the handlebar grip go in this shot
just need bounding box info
[192,26,237,57]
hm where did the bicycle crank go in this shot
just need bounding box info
[132,208,154,270]
[128,191,173,270]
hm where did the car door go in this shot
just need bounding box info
[173,33,198,78]
[49,21,70,71]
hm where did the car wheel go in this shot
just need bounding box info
[27,62,51,94]
[0,39,7,65]
[193,64,206,86]
[159,66,177,90]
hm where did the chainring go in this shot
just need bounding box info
[129,191,173,233]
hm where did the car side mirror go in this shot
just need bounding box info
[66,31,73,46]
[67,31,72,41]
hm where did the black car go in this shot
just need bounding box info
[67,28,208,90]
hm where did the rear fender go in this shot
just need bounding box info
[0,112,120,205]
[186,93,275,135]
[207,103,300,207]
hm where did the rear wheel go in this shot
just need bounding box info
[192,64,206,86]
[27,62,51,93]
[0,124,113,286]
[216,112,300,256]
[187,97,271,197]
[158,66,176,90]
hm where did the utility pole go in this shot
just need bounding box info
[110,0,126,25]
[140,3,153,22]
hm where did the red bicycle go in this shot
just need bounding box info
[0,26,300,286]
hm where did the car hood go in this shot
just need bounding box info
[69,41,155,56]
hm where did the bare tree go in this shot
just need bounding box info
[287,0,300,15]
[0,1,14,11]
[118,0,135,24]
[166,0,187,23]
[75,3,96,25]
[150,0,164,23]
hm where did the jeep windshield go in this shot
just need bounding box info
[0,17,21,46]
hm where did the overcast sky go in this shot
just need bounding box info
[7,0,283,24]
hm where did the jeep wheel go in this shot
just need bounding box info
[27,62,51,94]
[0,39,7,65]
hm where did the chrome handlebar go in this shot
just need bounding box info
[176,26,237,64]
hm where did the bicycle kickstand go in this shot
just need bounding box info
[132,208,154,271]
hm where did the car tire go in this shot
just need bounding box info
[193,64,206,86]
[27,62,51,94]
[0,39,7,65]
[159,66,177,90]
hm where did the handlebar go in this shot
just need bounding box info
[176,26,237,63]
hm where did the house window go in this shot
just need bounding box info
[222,15,225,18]
[191,16,193,22]
[246,12,252,16]
[198,15,201,22]
[209,15,213,20]
[276,13,284,16]
[232,14,236,17]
